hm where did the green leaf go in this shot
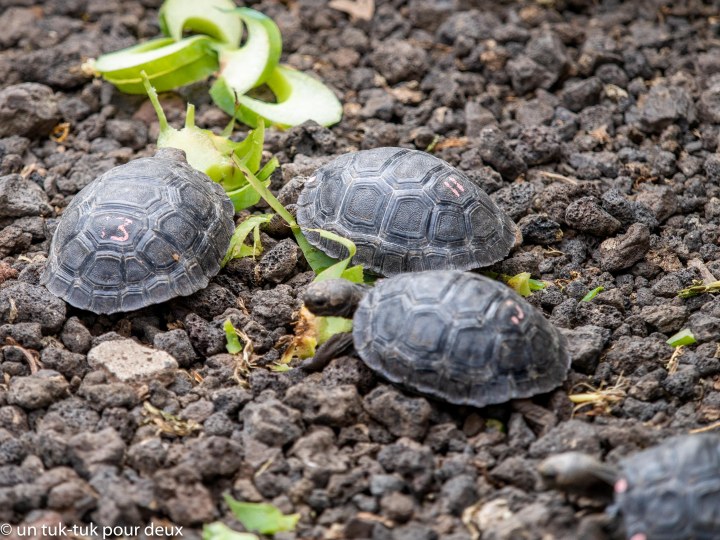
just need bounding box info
[225,181,268,212]
[231,65,343,128]
[159,0,242,46]
[340,264,365,283]
[231,160,340,274]
[528,278,546,291]
[224,495,300,535]
[233,118,265,175]
[224,319,243,354]
[256,157,279,182]
[210,8,282,107]
[506,272,532,297]
[142,73,273,196]
[316,316,353,344]
[581,286,604,302]
[294,232,338,274]
[270,362,292,372]
[667,328,696,347]
[202,522,259,540]
[222,214,273,266]
[95,35,219,94]
[310,229,358,283]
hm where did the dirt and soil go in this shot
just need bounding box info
[0,0,719,539]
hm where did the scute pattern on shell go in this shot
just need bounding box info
[41,150,235,314]
[614,433,720,540]
[296,147,517,276]
[352,270,570,406]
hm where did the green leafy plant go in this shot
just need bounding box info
[221,214,273,266]
[581,286,604,302]
[90,0,342,128]
[142,73,276,210]
[280,231,366,364]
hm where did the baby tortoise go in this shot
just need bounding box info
[296,147,518,276]
[539,433,720,540]
[41,148,234,314]
[303,270,570,408]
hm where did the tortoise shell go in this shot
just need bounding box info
[352,270,570,406]
[613,433,720,540]
[41,148,234,314]
[296,147,517,276]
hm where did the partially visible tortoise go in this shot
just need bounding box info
[303,270,569,407]
[41,148,235,314]
[296,147,518,276]
[539,433,720,540]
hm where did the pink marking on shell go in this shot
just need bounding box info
[614,478,628,493]
[629,534,646,540]
[514,305,525,320]
[449,177,465,192]
[511,316,520,325]
[110,218,133,242]
[443,181,460,198]
[100,228,106,239]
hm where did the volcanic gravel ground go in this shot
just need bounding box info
[0,0,719,538]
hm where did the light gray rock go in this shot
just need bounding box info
[87,339,178,382]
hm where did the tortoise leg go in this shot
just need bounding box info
[511,399,557,435]
[300,332,354,372]
[577,513,618,540]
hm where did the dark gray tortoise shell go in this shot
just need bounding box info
[352,270,570,407]
[41,149,235,314]
[296,147,517,276]
[613,433,720,540]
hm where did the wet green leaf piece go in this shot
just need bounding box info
[232,65,343,128]
[224,319,243,355]
[210,8,282,108]
[95,35,219,94]
[202,522,258,540]
[159,0,242,46]
[224,494,300,535]
[667,328,696,347]
[581,286,604,302]
[222,214,273,266]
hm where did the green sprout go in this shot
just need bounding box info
[581,286,604,302]
[666,328,696,348]
[90,0,342,128]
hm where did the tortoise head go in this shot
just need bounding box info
[303,279,368,318]
[538,452,618,492]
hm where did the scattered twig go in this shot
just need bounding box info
[141,402,201,437]
[50,122,71,143]
[665,346,685,375]
[677,280,720,298]
[2,337,42,374]
[569,376,627,417]
[539,170,579,185]
[690,421,720,434]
